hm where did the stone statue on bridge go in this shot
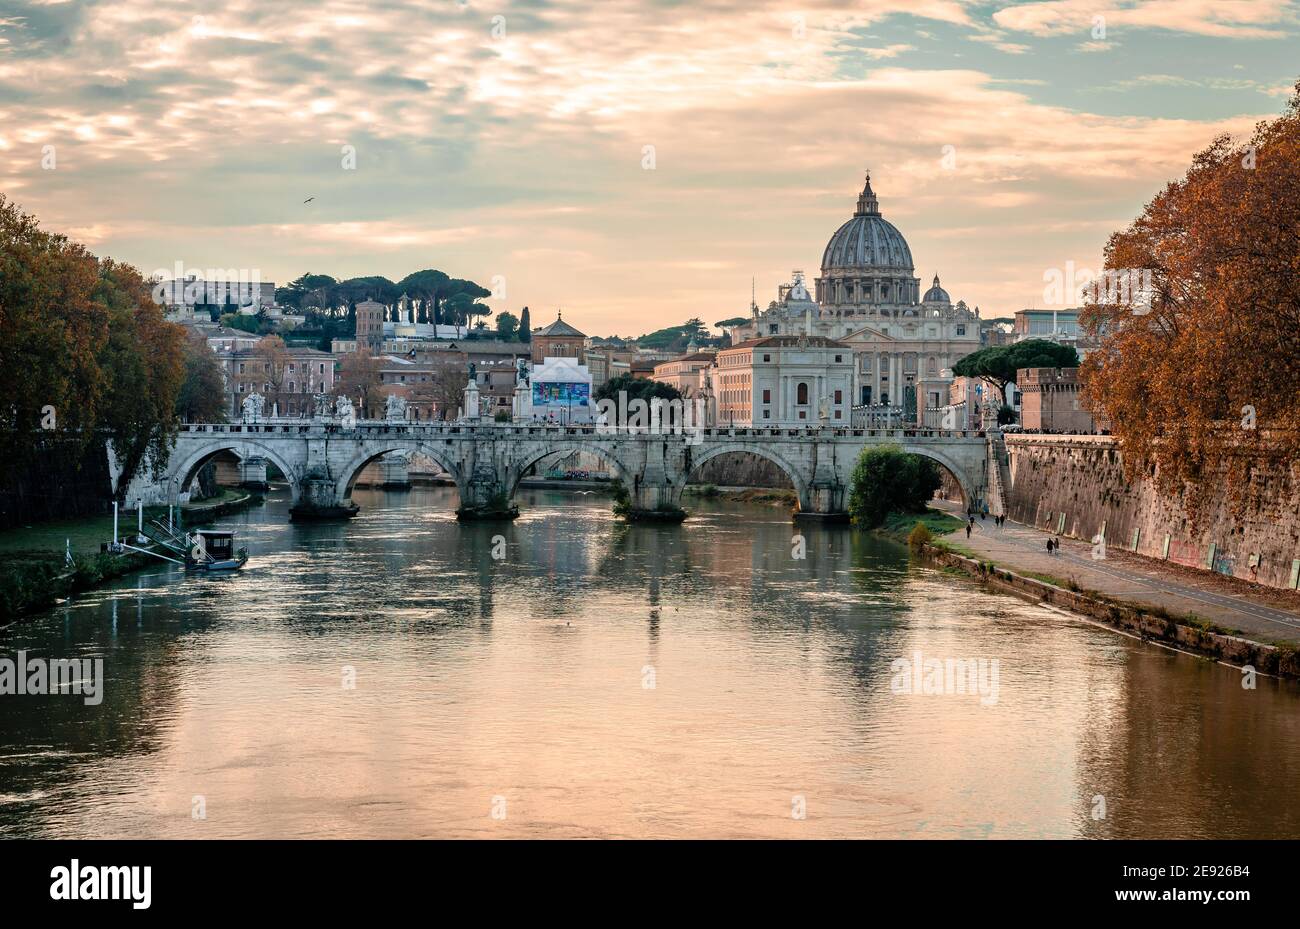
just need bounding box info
[335,395,357,428]
[242,391,265,422]
[384,393,408,423]
[312,393,332,420]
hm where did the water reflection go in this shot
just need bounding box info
[1,485,1296,838]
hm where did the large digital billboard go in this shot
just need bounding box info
[532,381,590,407]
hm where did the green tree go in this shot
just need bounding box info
[397,269,451,324]
[846,444,942,529]
[519,305,531,342]
[952,339,1079,393]
[219,313,261,334]
[495,311,519,340]
[714,316,750,329]
[594,373,684,404]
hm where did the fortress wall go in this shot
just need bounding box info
[1004,435,1300,590]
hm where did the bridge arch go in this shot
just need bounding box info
[168,439,304,503]
[897,443,979,509]
[505,441,638,500]
[675,441,810,507]
[333,441,465,502]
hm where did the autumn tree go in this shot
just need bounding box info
[253,335,291,413]
[93,260,185,496]
[0,197,184,501]
[336,346,384,418]
[0,195,107,478]
[177,331,227,423]
[411,360,468,420]
[1080,81,1300,514]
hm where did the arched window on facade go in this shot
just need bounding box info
[797,382,809,405]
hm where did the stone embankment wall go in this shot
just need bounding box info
[1003,435,1300,590]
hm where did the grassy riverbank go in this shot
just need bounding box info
[0,487,258,623]
[681,484,800,507]
[878,509,966,540]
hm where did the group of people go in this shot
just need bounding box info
[965,510,1008,538]
[1045,536,1063,555]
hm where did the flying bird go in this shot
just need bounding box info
[303,197,315,203]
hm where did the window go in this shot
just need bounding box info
[799,411,806,419]
[762,389,771,403]
[769,324,778,334]
[238,363,245,374]
[834,390,842,404]
[797,382,809,404]
[762,410,770,418]
[956,325,966,336]
[763,354,770,362]
[834,410,842,419]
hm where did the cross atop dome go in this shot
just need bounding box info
[855,171,880,216]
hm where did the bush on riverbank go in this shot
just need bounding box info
[907,522,932,552]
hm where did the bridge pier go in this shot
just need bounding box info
[378,455,411,489]
[795,482,850,523]
[620,479,687,523]
[456,473,520,521]
[239,456,269,492]
[290,478,359,521]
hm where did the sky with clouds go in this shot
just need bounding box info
[1,0,1296,334]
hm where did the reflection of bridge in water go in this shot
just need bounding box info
[132,422,992,521]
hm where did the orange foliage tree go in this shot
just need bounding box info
[1081,82,1300,516]
[0,195,184,499]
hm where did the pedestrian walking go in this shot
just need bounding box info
[966,523,972,539]
[1045,538,1054,555]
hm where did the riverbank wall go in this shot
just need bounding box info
[920,542,1300,680]
[1003,435,1300,592]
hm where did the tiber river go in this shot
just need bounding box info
[1,485,1297,838]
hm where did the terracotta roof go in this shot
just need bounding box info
[533,315,586,338]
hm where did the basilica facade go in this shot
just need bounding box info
[729,174,981,415]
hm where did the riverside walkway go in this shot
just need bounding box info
[932,500,1300,647]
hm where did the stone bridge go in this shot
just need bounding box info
[134,421,991,522]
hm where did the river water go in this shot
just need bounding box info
[1,485,1297,838]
